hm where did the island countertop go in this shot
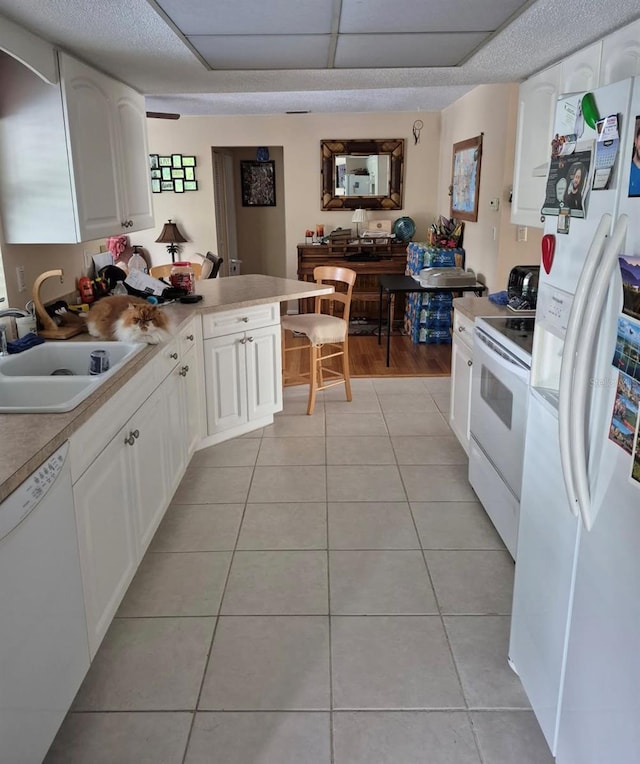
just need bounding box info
[0,275,332,502]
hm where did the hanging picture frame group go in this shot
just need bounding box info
[149,154,198,192]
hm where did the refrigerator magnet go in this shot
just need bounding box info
[557,209,570,234]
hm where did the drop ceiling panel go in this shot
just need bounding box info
[335,33,488,69]
[339,0,530,33]
[156,0,334,35]
[190,35,331,70]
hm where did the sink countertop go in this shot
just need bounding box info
[0,275,331,503]
[452,296,510,322]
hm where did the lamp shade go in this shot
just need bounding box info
[155,219,187,244]
[351,208,368,224]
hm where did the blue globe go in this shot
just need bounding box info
[393,216,416,242]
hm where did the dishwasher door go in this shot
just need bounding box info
[0,442,90,764]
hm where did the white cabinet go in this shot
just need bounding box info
[202,304,282,444]
[511,63,561,228]
[73,420,138,657]
[560,42,601,94]
[449,310,475,454]
[70,322,204,657]
[600,18,640,85]
[0,51,153,244]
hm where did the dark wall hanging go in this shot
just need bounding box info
[149,154,198,192]
[241,160,276,207]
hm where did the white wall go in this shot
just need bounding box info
[437,83,542,292]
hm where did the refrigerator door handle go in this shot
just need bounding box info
[571,214,628,531]
[558,214,611,518]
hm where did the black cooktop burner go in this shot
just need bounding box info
[478,315,535,361]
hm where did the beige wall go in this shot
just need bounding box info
[1,109,441,307]
[437,83,542,292]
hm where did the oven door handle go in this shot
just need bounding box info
[558,213,611,520]
[474,331,530,383]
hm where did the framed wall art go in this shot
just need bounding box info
[150,154,198,192]
[449,134,483,222]
[240,160,276,207]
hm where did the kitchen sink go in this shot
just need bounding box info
[0,341,145,413]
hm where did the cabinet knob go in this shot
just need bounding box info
[132,429,140,439]
[239,337,247,344]
[242,317,249,322]
[124,433,135,446]
[467,359,473,367]
[170,352,178,359]
[247,336,254,342]
[186,334,194,341]
[458,325,465,332]
[179,365,189,376]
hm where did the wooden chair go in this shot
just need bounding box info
[281,266,356,415]
[149,262,202,280]
[204,252,224,278]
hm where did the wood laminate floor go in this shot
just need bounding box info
[283,333,452,378]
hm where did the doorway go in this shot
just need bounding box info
[211,146,286,278]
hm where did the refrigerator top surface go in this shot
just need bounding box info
[476,315,535,363]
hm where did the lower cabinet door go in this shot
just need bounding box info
[182,344,203,456]
[245,324,282,421]
[450,335,473,454]
[73,427,137,658]
[204,332,248,434]
[129,386,171,555]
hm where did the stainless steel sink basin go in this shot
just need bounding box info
[0,341,145,413]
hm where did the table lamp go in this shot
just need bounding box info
[351,208,368,239]
[155,219,187,262]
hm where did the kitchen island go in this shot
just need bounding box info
[0,274,331,502]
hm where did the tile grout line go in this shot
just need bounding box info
[179,431,261,764]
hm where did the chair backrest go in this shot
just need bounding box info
[313,266,356,324]
[205,252,224,278]
[149,262,203,281]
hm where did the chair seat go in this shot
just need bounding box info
[281,313,346,345]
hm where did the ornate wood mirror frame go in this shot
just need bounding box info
[321,139,405,210]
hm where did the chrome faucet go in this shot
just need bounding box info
[0,326,8,356]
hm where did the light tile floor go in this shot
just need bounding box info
[46,377,555,764]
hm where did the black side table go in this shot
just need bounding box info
[377,274,487,366]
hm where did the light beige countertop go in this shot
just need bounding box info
[0,275,331,502]
[453,296,510,321]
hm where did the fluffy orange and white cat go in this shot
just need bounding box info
[59,296,171,344]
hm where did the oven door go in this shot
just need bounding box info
[470,327,530,499]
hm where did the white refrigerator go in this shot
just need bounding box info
[509,76,640,764]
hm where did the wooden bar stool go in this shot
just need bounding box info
[281,266,356,415]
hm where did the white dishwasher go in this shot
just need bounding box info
[0,442,90,764]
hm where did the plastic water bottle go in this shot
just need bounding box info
[128,246,147,274]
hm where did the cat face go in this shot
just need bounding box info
[115,304,170,345]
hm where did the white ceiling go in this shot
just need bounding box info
[0,0,639,116]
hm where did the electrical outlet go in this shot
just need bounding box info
[490,197,500,211]
[16,266,26,293]
[517,226,528,242]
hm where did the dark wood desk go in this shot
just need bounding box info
[378,274,487,366]
[297,241,409,320]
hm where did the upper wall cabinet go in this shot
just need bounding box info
[560,42,602,95]
[0,51,153,244]
[600,18,640,86]
[511,63,560,228]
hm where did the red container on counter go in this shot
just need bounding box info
[77,276,95,303]
[170,262,196,294]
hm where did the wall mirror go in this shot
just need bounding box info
[321,139,404,210]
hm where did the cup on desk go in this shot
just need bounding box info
[16,315,37,338]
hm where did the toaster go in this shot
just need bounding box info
[508,265,540,309]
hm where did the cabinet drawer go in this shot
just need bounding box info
[453,310,474,351]
[178,317,201,358]
[154,336,181,382]
[202,304,280,339]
